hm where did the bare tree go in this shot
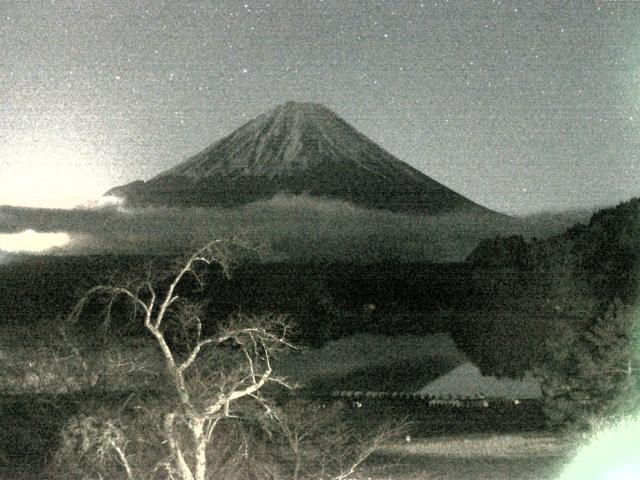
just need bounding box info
[64,239,294,480]
[275,398,406,480]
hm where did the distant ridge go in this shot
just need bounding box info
[107,101,501,215]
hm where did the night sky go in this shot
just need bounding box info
[1,0,638,214]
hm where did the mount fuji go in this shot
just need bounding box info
[106,101,500,215]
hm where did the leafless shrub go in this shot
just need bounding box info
[274,398,406,480]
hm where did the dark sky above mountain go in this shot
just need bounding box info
[1,1,638,214]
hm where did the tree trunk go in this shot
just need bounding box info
[192,416,208,480]
[293,451,301,480]
[164,413,195,480]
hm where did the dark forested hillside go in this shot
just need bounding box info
[467,197,640,304]
[466,198,640,424]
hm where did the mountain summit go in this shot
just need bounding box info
[106,101,498,214]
